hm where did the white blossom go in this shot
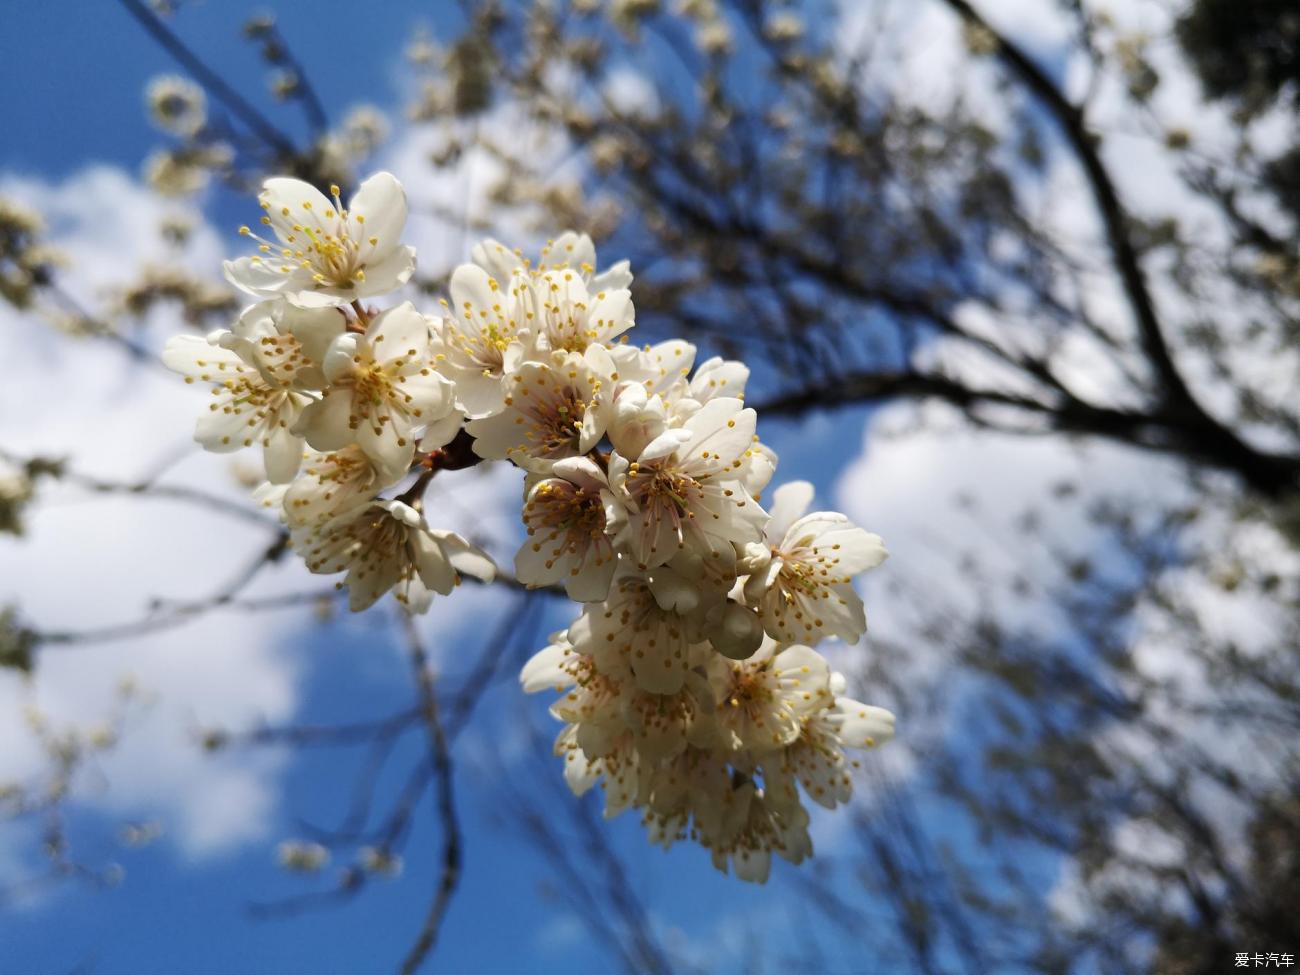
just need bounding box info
[471,230,633,294]
[697,20,734,56]
[742,480,888,645]
[282,445,394,529]
[569,570,708,694]
[515,457,623,601]
[145,75,206,137]
[708,640,832,751]
[162,301,344,483]
[773,695,896,810]
[705,781,812,883]
[764,12,806,43]
[608,395,768,568]
[224,173,415,309]
[429,263,531,418]
[465,347,614,472]
[295,302,456,479]
[291,499,494,613]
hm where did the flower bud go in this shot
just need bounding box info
[709,600,764,660]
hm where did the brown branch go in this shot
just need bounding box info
[397,613,463,975]
[258,20,330,136]
[937,0,1179,398]
[754,367,1300,486]
[935,0,1299,497]
[42,281,165,371]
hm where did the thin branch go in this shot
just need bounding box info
[34,531,288,647]
[753,368,1300,486]
[118,0,298,158]
[42,281,164,370]
[444,592,540,736]
[263,21,330,136]
[0,447,279,531]
[227,708,419,749]
[397,613,463,975]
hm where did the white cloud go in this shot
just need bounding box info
[376,100,578,280]
[0,167,306,861]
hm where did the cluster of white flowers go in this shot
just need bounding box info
[164,171,895,881]
[521,475,896,882]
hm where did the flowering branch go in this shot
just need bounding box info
[162,170,897,886]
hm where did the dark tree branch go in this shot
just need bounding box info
[935,0,1300,497]
[118,0,298,159]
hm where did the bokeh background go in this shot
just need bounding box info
[1,1,1298,972]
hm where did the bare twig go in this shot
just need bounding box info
[397,613,463,975]
[117,0,298,158]
[0,447,279,531]
[34,531,288,648]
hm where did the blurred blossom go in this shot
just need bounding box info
[119,821,164,848]
[590,133,627,173]
[447,36,495,116]
[115,264,238,327]
[0,607,34,674]
[0,468,33,537]
[675,0,719,18]
[0,197,63,310]
[359,846,403,877]
[276,840,330,872]
[145,75,207,137]
[696,19,733,56]
[961,21,999,55]
[270,69,301,102]
[405,29,439,68]
[764,12,805,43]
[241,13,275,39]
[143,144,231,197]
[337,105,390,162]
[610,0,661,38]
[159,212,195,246]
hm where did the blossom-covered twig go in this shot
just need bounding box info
[162,170,896,885]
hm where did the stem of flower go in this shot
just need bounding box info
[399,430,483,509]
[349,299,371,331]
